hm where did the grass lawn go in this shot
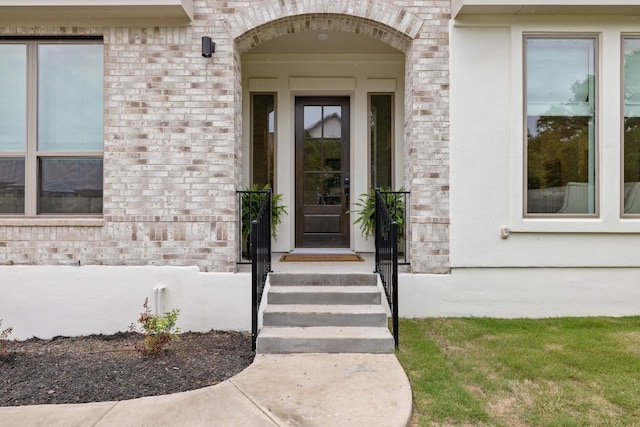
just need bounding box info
[396,317,640,426]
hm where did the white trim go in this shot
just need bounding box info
[365,78,397,92]
[0,0,193,25]
[0,218,103,227]
[249,78,278,92]
[289,77,356,91]
[453,0,640,18]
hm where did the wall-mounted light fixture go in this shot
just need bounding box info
[202,36,215,58]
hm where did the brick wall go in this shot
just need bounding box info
[0,0,451,274]
[401,1,451,273]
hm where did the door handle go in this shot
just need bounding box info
[344,177,350,210]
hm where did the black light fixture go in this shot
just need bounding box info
[202,36,215,58]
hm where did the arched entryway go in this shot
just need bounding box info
[225,0,451,273]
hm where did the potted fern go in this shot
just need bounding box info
[351,186,406,239]
[241,184,287,259]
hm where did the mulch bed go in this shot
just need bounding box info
[0,330,254,407]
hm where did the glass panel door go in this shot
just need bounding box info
[295,97,350,247]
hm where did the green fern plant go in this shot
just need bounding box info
[241,184,287,242]
[351,187,405,238]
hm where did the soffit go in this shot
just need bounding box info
[246,31,401,55]
[0,0,193,26]
[453,0,640,18]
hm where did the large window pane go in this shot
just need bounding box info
[304,106,322,137]
[303,140,322,170]
[526,38,596,215]
[38,158,103,214]
[323,106,341,138]
[0,44,26,152]
[251,94,275,189]
[623,38,640,214]
[324,140,341,171]
[370,94,393,188]
[303,173,324,205]
[301,104,343,207]
[0,158,25,214]
[38,44,103,152]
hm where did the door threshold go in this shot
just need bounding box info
[290,248,355,255]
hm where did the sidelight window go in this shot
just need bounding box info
[251,93,276,189]
[369,93,393,189]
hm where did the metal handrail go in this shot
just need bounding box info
[375,190,410,266]
[236,190,273,264]
[374,188,400,349]
[239,189,272,351]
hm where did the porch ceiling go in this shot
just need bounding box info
[245,30,401,55]
[452,0,640,18]
[0,0,193,26]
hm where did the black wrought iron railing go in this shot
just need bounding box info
[236,190,272,265]
[374,188,400,349]
[378,190,410,266]
[237,189,272,351]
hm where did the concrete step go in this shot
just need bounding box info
[256,326,395,354]
[263,304,387,327]
[269,273,377,287]
[267,285,381,305]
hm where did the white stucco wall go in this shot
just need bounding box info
[0,266,250,340]
[400,269,640,318]
[450,16,640,269]
[4,261,639,340]
[443,15,640,318]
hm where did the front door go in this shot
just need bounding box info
[295,97,350,248]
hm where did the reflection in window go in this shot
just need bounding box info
[251,94,275,189]
[0,44,26,152]
[0,40,103,215]
[323,106,341,138]
[0,158,25,214]
[525,37,596,215]
[623,38,640,214]
[303,105,342,206]
[39,158,103,214]
[370,94,393,188]
[38,45,103,152]
[0,45,26,214]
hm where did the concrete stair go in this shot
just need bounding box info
[256,273,394,354]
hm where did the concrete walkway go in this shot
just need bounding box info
[0,353,412,427]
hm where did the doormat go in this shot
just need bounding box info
[279,254,365,262]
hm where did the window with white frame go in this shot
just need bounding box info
[0,39,103,215]
[622,37,640,215]
[525,36,597,216]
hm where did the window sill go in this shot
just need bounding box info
[0,217,104,227]
[508,217,640,234]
